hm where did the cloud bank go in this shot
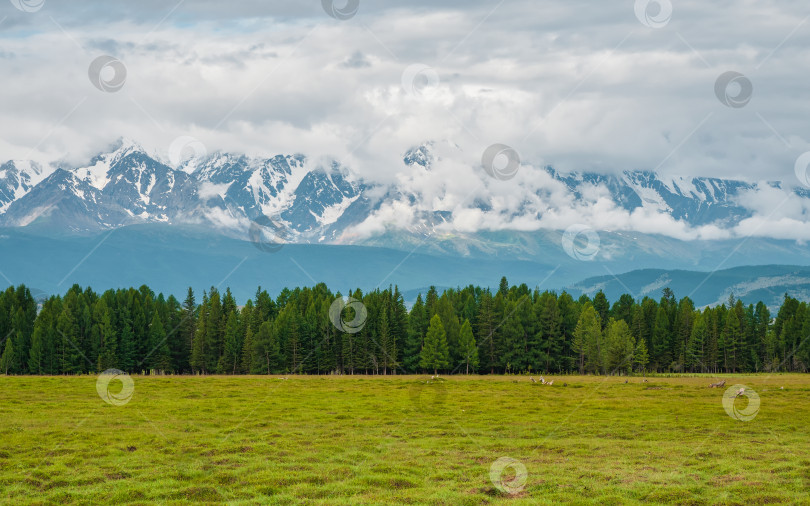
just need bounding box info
[3,0,810,241]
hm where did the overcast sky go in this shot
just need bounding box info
[4,0,810,244]
[1,0,808,182]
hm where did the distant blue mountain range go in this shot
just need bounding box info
[0,224,806,310]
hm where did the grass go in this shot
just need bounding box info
[1,374,809,505]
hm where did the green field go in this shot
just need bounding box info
[1,374,808,505]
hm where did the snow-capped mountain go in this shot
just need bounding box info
[551,169,756,227]
[0,160,52,214]
[1,140,198,232]
[0,140,366,239]
[0,139,802,248]
[184,151,366,240]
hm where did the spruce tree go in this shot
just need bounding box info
[538,292,562,372]
[0,336,15,374]
[573,304,600,374]
[686,312,707,372]
[57,306,83,374]
[652,306,671,371]
[722,308,741,372]
[219,311,242,374]
[634,338,649,375]
[190,292,208,374]
[149,312,172,373]
[476,291,498,374]
[498,276,509,298]
[241,325,255,374]
[498,301,525,374]
[207,289,223,372]
[389,286,408,369]
[420,314,449,375]
[557,292,579,372]
[605,318,634,375]
[378,304,394,374]
[251,321,276,374]
[403,295,427,372]
[458,319,479,374]
[96,304,118,372]
[436,296,460,365]
[28,326,44,374]
[592,291,610,329]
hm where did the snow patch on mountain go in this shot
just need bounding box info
[0,160,52,213]
[639,275,672,296]
[318,194,360,227]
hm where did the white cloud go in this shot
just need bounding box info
[3,0,810,240]
[198,181,230,200]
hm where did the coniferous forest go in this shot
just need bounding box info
[1,278,808,376]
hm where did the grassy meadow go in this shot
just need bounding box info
[1,374,809,505]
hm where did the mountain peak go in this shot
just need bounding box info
[110,137,146,156]
[86,137,148,168]
[0,159,52,213]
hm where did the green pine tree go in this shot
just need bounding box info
[96,304,118,372]
[256,321,281,374]
[573,304,601,374]
[28,326,44,374]
[403,295,427,373]
[605,318,635,375]
[476,291,499,374]
[241,325,254,374]
[686,312,707,372]
[219,311,242,374]
[634,337,650,375]
[378,303,395,374]
[652,306,671,371]
[458,319,479,374]
[0,336,15,374]
[149,312,172,373]
[420,314,450,375]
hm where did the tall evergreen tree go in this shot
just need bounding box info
[592,291,610,329]
[57,305,83,374]
[148,312,172,372]
[458,319,479,374]
[498,276,509,298]
[686,311,707,372]
[404,295,427,372]
[166,290,192,373]
[378,303,395,374]
[219,311,242,374]
[241,325,255,374]
[0,335,15,374]
[634,338,649,375]
[28,325,44,374]
[652,306,671,371]
[255,321,281,374]
[476,291,499,374]
[573,304,601,374]
[420,314,450,375]
[605,318,635,375]
[722,307,742,373]
[96,301,117,372]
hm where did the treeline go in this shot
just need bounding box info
[0,279,808,375]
